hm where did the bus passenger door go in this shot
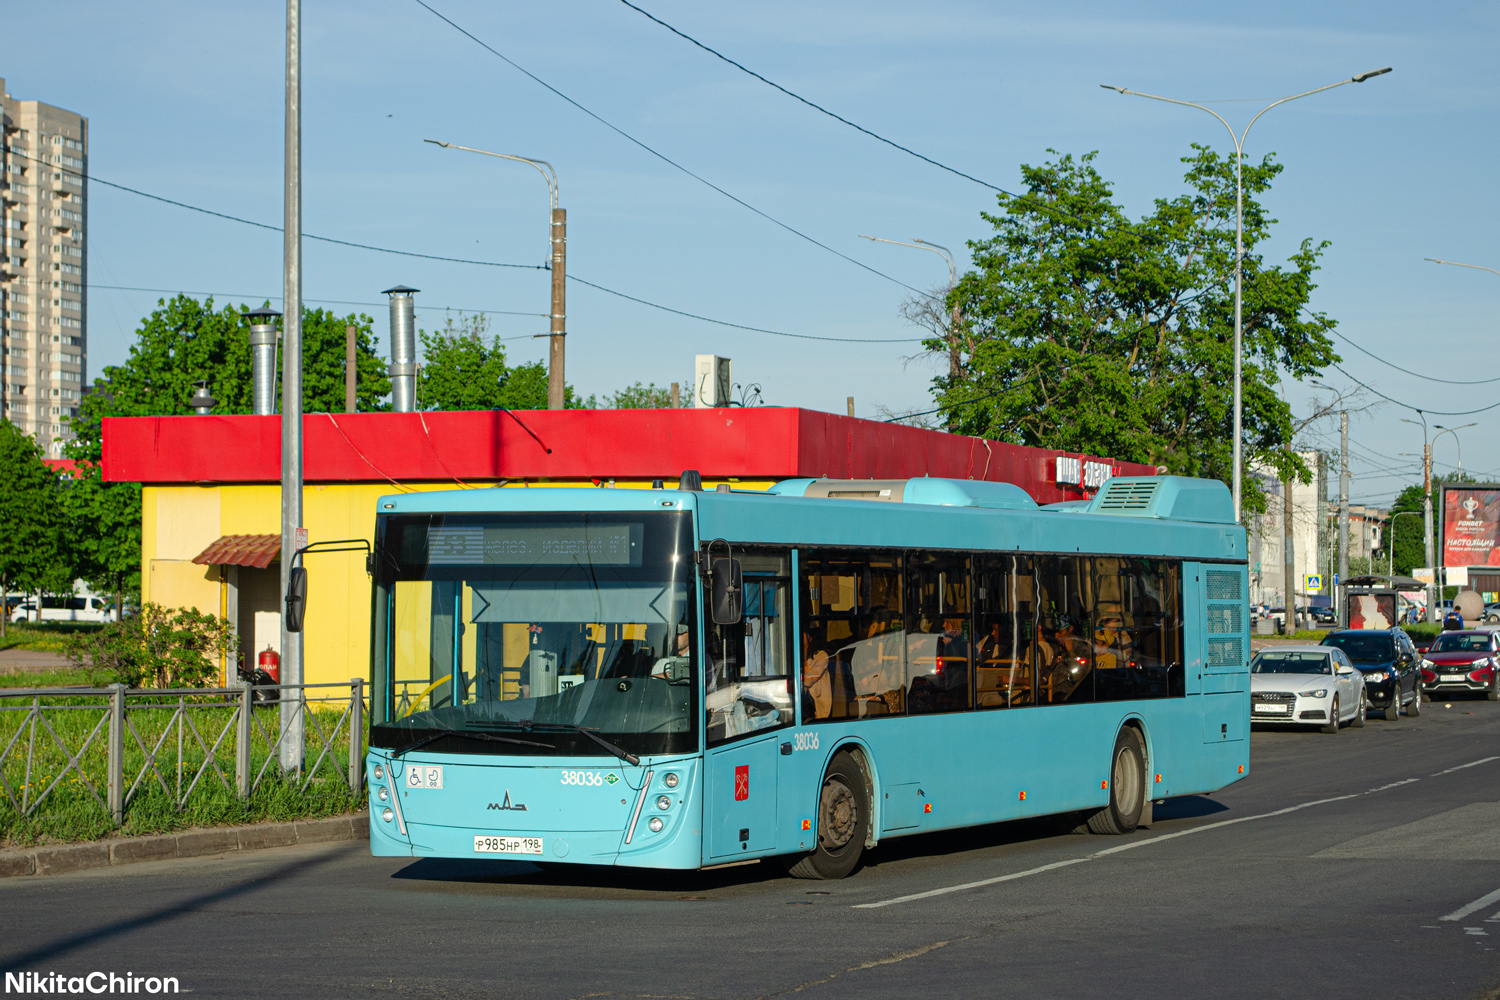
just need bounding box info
[707,737,780,858]
[702,553,795,860]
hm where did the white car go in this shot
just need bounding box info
[8,595,112,624]
[1251,645,1366,734]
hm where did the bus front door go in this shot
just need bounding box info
[706,734,780,859]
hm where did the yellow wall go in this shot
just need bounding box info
[141,478,773,689]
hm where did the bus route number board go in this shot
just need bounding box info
[474,835,543,855]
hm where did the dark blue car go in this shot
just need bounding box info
[1320,628,1423,721]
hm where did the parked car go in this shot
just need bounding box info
[1251,645,1366,734]
[1421,630,1500,701]
[1483,602,1500,624]
[1320,628,1423,720]
[8,595,112,624]
[1309,606,1337,625]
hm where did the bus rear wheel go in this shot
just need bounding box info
[1087,728,1146,835]
[785,751,869,880]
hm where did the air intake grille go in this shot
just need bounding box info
[1206,570,1241,602]
[1207,604,1243,635]
[1207,637,1244,668]
[1096,480,1159,510]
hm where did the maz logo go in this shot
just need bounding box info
[487,791,528,811]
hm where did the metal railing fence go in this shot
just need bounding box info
[0,680,365,830]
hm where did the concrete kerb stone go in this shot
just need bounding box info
[0,812,369,878]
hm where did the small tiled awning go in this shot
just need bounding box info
[192,534,281,569]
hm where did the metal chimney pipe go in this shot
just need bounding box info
[244,308,282,415]
[383,285,419,412]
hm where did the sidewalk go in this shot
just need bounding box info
[0,649,73,674]
[0,813,370,878]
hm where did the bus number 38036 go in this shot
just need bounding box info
[560,770,604,786]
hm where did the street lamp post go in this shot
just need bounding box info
[1387,509,1423,582]
[427,140,567,409]
[1101,67,1392,523]
[1432,422,1476,599]
[858,235,964,382]
[1426,258,1500,279]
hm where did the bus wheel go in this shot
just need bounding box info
[1087,728,1146,835]
[785,751,869,879]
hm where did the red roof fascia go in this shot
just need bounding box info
[101,409,1155,501]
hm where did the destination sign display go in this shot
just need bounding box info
[428,523,642,566]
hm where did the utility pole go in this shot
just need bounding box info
[1423,441,1435,621]
[344,325,356,413]
[548,206,567,409]
[1284,457,1296,630]
[1338,410,1349,626]
[280,0,305,772]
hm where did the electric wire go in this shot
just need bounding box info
[82,283,548,318]
[566,274,921,343]
[4,150,921,345]
[3,147,546,272]
[413,0,935,301]
[1328,326,1500,386]
[1331,363,1500,417]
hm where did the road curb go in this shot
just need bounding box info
[0,813,369,878]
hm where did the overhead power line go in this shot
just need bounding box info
[1328,326,1500,386]
[4,147,545,272]
[1331,363,1500,417]
[6,149,918,345]
[413,0,934,301]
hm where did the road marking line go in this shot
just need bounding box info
[1432,756,1500,776]
[1368,778,1420,793]
[1442,887,1500,922]
[854,795,1358,909]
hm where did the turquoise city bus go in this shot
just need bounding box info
[365,474,1249,878]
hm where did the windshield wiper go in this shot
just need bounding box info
[516,720,640,766]
[389,730,555,757]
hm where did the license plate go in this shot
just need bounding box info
[474,835,543,855]
[1254,703,1288,714]
[1440,675,1465,683]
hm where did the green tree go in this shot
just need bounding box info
[940,146,1338,512]
[67,603,233,689]
[1389,485,1428,577]
[69,295,392,460]
[58,461,141,619]
[416,313,581,410]
[0,420,63,636]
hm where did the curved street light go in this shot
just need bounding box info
[859,235,964,382]
[1101,67,1393,523]
[426,139,567,409]
[1426,258,1500,279]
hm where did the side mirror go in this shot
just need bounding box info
[286,566,308,633]
[711,557,743,625]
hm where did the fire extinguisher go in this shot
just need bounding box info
[258,646,281,684]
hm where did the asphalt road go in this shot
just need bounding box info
[4,697,1500,1000]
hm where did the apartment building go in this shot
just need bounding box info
[0,77,86,456]
[1247,451,1327,607]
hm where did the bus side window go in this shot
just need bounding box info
[705,549,794,745]
[1036,556,1094,705]
[975,554,1035,709]
[905,552,971,715]
[798,550,904,722]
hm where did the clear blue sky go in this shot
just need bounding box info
[4,0,1496,506]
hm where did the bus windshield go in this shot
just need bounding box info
[370,511,697,757]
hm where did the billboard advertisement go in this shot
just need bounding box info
[1442,485,1500,568]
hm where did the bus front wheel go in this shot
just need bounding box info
[785,751,869,879]
[1087,728,1146,835]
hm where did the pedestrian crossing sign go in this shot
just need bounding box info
[1305,573,1323,592]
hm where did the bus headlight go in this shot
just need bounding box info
[382,808,394,824]
[662,772,679,789]
[657,795,672,811]
[373,764,385,781]
[377,786,389,802]
[648,817,664,833]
